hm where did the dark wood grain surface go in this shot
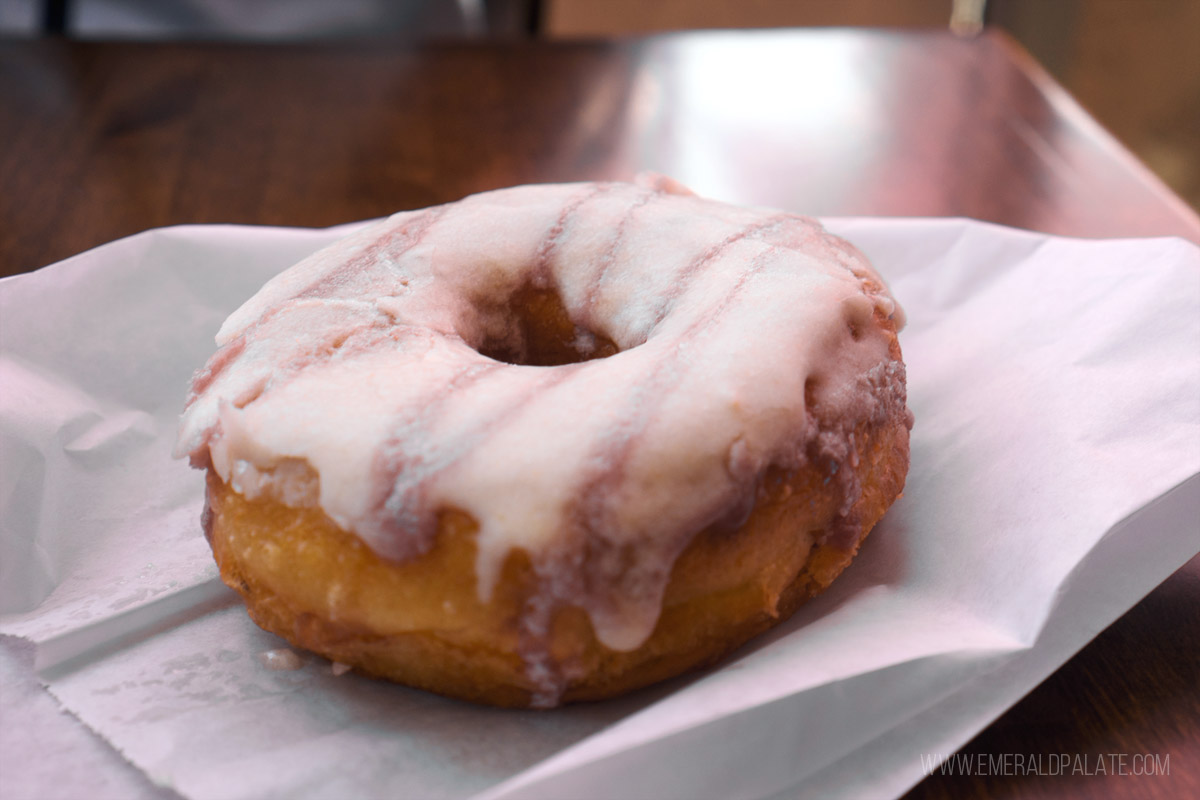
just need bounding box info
[1,28,1197,799]
[2,29,1198,277]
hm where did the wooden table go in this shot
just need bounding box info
[1,29,1197,799]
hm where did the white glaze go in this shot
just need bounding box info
[176,178,905,675]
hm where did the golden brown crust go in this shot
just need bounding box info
[205,397,908,707]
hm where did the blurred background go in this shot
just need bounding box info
[2,0,1196,212]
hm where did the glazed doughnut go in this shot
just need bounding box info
[176,177,911,707]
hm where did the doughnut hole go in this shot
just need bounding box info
[477,285,619,367]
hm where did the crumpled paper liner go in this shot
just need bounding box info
[1,217,1197,800]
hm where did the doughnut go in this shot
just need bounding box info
[175,177,911,708]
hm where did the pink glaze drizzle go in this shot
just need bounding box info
[176,178,908,705]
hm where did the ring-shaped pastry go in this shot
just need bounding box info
[177,177,911,707]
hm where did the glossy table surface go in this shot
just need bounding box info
[1,28,1197,800]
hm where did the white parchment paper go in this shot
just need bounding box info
[1,218,1198,800]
